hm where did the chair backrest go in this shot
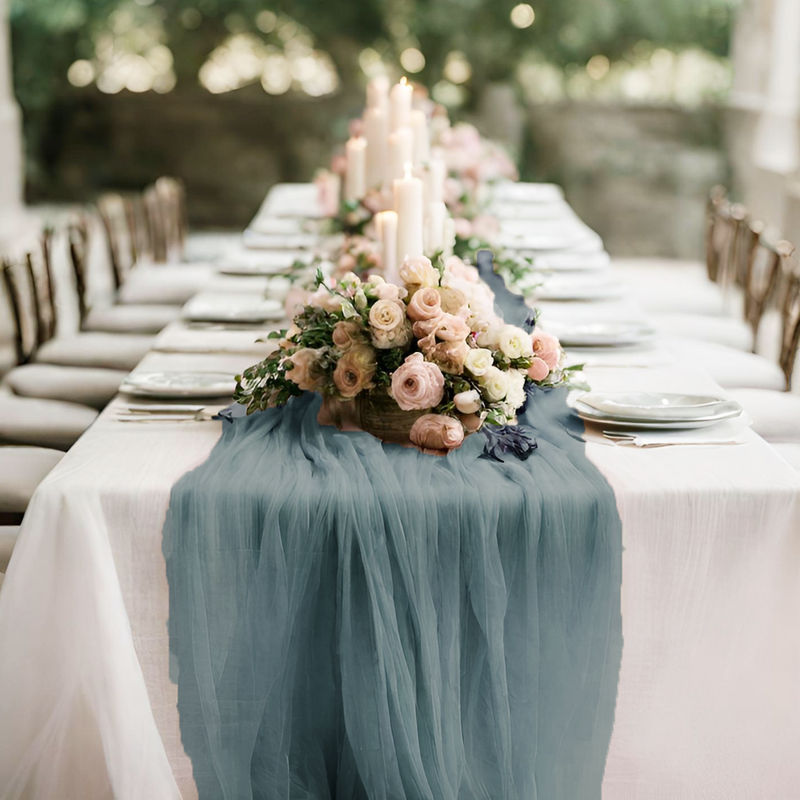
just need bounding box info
[2,258,40,365]
[705,186,728,283]
[144,177,187,264]
[779,244,800,391]
[97,193,140,288]
[742,222,784,349]
[67,215,91,324]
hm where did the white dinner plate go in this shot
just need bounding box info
[183,294,284,324]
[532,280,625,302]
[242,231,321,250]
[572,398,743,429]
[533,252,611,272]
[578,392,740,421]
[120,372,237,399]
[491,182,564,204]
[217,249,311,276]
[542,321,657,347]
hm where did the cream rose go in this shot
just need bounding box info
[505,370,527,410]
[406,287,442,321]
[464,348,494,377]
[454,389,481,415]
[333,346,376,398]
[476,324,503,350]
[369,298,406,332]
[390,352,445,411]
[332,320,363,351]
[399,256,440,290]
[498,325,534,359]
[372,281,408,302]
[285,348,323,391]
[410,414,465,451]
[371,319,413,350]
[480,366,509,402]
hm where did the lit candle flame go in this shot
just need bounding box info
[400,76,408,86]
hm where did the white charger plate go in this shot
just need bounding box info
[542,322,657,348]
[579,392,740,421]
[217,249,311,276]
[533,281,625,302]
[120,372,237,399]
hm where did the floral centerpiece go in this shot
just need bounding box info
[235,253,570,454]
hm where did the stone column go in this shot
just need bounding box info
[0,0,24,248]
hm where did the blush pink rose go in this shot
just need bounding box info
[531,330,562,370]
[434,313,471,342]
[332,320,363,351]
[333,346,376,398]
[407,287,442,321]
[285,348,323,391]
[527,357,550,382]
[410,414,465,451]
[453,217,472,239]
[391,352,445,411]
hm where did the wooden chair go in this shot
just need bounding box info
[742,223,787,352]
[778,246,800,391]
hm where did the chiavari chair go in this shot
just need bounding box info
[741,223,786,352]
[778,245,800,391]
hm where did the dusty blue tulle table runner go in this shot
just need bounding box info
[162,257,623,799]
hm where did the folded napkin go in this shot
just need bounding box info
[601,414,753,448]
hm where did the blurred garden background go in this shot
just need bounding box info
[9,0,742,254]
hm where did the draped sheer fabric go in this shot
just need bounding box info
[163,259,623,798]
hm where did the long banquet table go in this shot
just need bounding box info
[1,185,799,800]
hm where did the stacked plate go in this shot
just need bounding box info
[120,372,237,400]
[541,321,656,348]
[573,391,743,430]
[183,293,284,324]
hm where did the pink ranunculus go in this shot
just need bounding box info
[531,330,562,370]
[285,348,323,391]
[527,357,550,382]
[391,352,445,411]
[410,414,465,451]
[407,287,442,321]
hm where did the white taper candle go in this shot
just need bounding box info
[393,163,424,269]
[344,137,367,201]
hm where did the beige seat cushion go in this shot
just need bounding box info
[770,443,800,472]
[729,389,800,443]
[613,258,729,317]
[0,447,64,514]
[5,364,125,410]
[0,395,98,450]
[83,304,180,335]
[34,333,152,371]
[666,338,786,391]
[652,312,752,352]
[118,264,215,305]
[0,525,19,573]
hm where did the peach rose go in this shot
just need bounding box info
[372,282,408,302]
[390,352,445,410]
[333,346,376,398]
[527,357,550,382]
[332,320,364,351]
[410,414,465,451]
[531,330,562,370]
[399,256,440,291]
[407,287,442,321]
[426,339,470,375]
[369,298,406,332]
[285,348,323,391]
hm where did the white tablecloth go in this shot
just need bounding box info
[1,185,799,800]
